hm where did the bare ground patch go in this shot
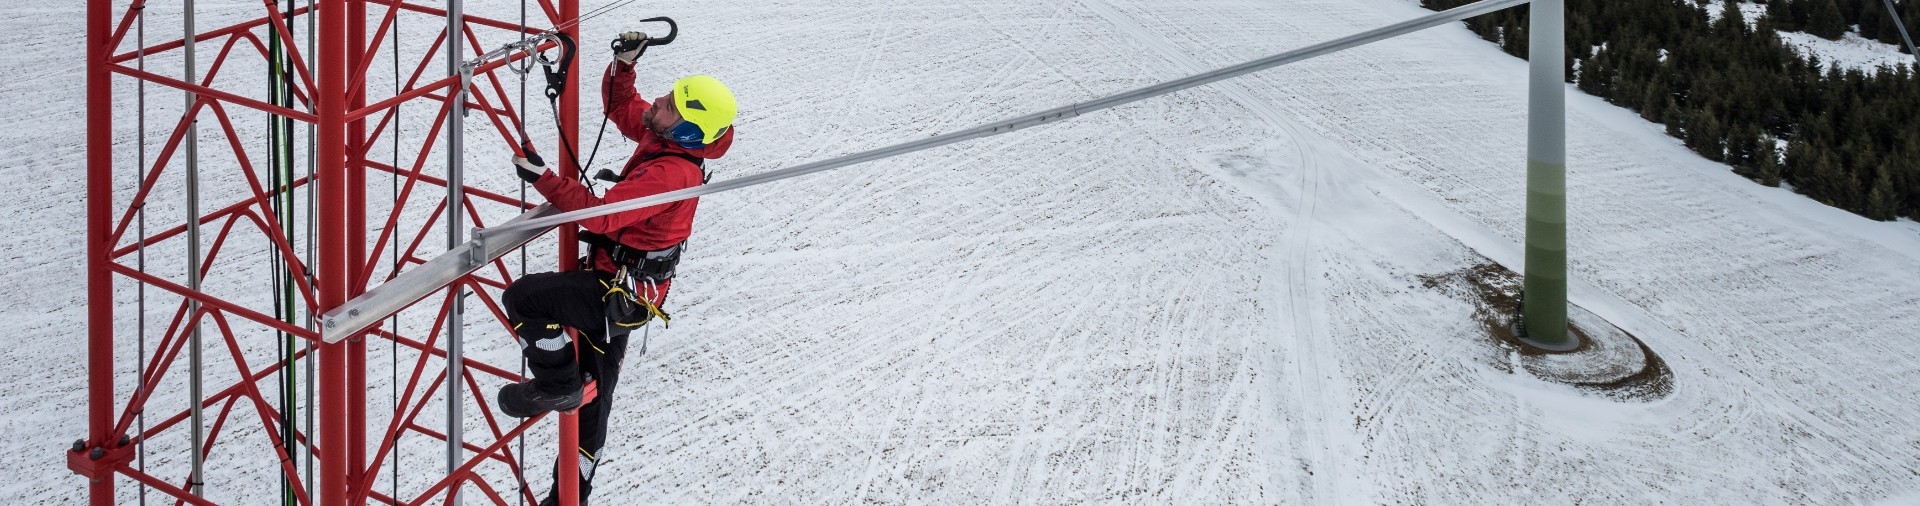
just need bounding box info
[1420,262,1672,401]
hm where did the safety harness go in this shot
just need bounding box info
[581,151,709,334]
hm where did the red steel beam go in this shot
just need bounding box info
[109,233,323,340]
[347,1,372,501]
[108,98,206,246]
[110,4,314,62]
[316,0,351,505]
[354,27,447,159]
[457,24,530,145]
[364,295,455,490]
[406,415,544,505]
[93,0,575,502]
[558,0,582,503]
[106,0,150,53]
[85,0,116,499]
[116,466,220,506]
[205,312,315,505]
[363,0,545,33]
[258,0,322,102]
[236,32,316,111]
[107,32,295,248]
[126,319,318,439]
[348,38,555,122]
[346,0,412,103]
[376,329,523,382]
[364,160,523,205]
[109,63,319,123]
[404,424,522,467]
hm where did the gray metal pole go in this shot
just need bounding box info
[1882,0,1920,65]
[302,0,318,496]
[444,0,467,503]
[184,0,207,496]
[1521,0,1574,350]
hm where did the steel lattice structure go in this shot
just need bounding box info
[79,0,592,504]
[73,0,1572,503]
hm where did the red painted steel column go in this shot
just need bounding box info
[557,2,583,504]
[317,0,351,504]
[85,0,116,503]
[345,1,370,500]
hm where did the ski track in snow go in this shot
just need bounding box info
[6,0,1920,503]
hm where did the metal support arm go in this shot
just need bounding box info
[319,204,559,341]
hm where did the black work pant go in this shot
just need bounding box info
[502,270,646,503]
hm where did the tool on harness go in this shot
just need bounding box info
[600,265,670,335]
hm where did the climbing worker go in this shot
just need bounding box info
[496,30,736,506]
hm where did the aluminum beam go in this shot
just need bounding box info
[319,204,558,342]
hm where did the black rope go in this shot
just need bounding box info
[389,6,403,501]
[301,0,317,496]
[514,2,533,505]
[535,33,617,192]
[267,2,299,504]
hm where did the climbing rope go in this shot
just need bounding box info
[266,1,299,504]
[300,0,318,497]
[388,3,403,501]
[515,1,533,504]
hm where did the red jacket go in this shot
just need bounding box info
[531,62,734,297]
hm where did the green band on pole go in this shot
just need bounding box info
[1524,158,1570,347]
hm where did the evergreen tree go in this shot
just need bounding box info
[1806,151,1852,206]
[1866,170,1899,220]
[1728,124,1762,168]
[1857,1,1891,42]
[1425,0,1918,220]
[1809,0,1849,39]
[1784,137,1817,184]
[1756,139,1785,186]
[1769,0,1800,30]
[1720,0,1750,37]
[1790,0,1817,27]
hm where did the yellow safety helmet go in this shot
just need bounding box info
[666,75,736,148]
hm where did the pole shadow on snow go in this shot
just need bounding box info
[1420,263,1674,401]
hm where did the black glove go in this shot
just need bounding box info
[614,31,646,65]
[513,148,546,184]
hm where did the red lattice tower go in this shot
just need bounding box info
[79,0,590,503]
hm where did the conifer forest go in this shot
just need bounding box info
[1425,0,1920,220]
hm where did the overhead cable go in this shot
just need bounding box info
[481,0,1532,237]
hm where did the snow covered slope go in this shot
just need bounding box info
[6,0,1920,503]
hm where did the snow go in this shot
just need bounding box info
[8,0,1920,504]
[1778,29,1917,73]
[1703,0,1915,73]
[1702,0,1770,28]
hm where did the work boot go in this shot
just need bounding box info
[497,381,582,418]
